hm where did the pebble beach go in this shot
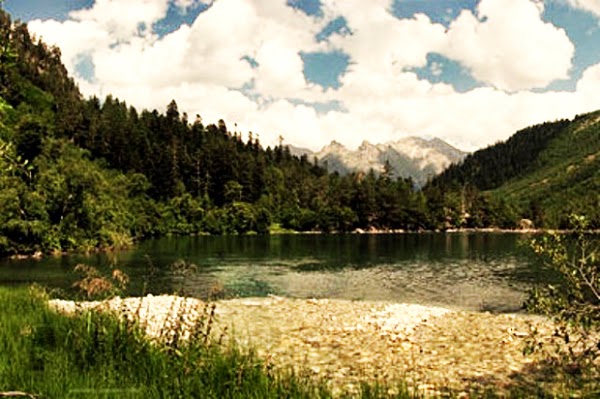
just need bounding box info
[49,295,559,396]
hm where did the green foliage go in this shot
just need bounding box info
[0,137,143,255]
[0,138,33,179]
[0,94,8,112]
[15,114,45,162]
[429,111,600,229]
[431,120,570,191]
[0,286,421,399]
[156,193,206,235]
[35,140,136,250]
[525,215,599,379]
[0,95,10,137]
[0,15,17,94]
[4,3,600,257]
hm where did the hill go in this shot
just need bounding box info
[428,113,600,228]
[493,112,600,227]
[0,7,440,256]
[290,137,467,187]
[2,4,596,258]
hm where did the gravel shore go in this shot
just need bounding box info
[49,295,556,396]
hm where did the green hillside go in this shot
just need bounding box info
[0,7,431,256]
[493,112,600,227]
[2,3,597,259]
[429,112,600,228]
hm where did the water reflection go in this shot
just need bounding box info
[0,233,556,311]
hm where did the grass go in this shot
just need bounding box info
[2,285,598,398]
[0,286,415,399]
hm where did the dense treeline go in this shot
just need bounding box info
[427,111,600,228]
[429,120,570,191]
[1,7,596,257]
[0,8,445,256]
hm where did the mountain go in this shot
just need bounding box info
[0,6,440,255]
[289,137,467,187]
[2,3,596,254]
[428,112,600,228]
[286,144,314,159]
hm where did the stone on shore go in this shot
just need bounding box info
[48,295,557,396]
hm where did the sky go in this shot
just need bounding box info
[3,0,600,151]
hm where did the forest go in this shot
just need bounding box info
[428,112,600,228]
[0,7,598,257]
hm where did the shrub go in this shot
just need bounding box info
[71,264,129,299]
[525,215,599,379]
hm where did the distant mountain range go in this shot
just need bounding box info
[289,137,467,187]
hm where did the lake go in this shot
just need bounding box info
[0,233,555,312]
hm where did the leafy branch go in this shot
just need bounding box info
[525,214,600,379]
[0,141,34,183]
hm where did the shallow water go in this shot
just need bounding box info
[0,233,557,311]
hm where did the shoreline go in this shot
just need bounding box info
[5,227,588,262]
[48,294,557,396]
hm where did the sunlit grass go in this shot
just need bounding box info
[269,223,299,234]
[0,286,328,398]
[2,285,597,398]
[0,286,417,398]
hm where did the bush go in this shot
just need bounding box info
[525,215,600,379]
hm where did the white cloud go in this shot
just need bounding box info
[565,0,600,17]
[241,0,327,99]
[69,0,169,40]
[88,0,328,98]
[24,0,600,154]
[440,0,575,91]
[324,0,447,74]
[576,62,600,95]
[27,19,109,76]
[252,38,308,98]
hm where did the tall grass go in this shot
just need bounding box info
[0,286,322,398]
[3,286,598,398]
[0,286,416,398]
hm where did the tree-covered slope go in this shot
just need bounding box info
[430,119,570,191]
[0,7,435,256]
[428,112,600,228]
[0,10,147,255]
[492,112,600,227]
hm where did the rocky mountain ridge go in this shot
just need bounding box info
[289,137,467,187]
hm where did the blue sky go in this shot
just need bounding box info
[4,0,600,151]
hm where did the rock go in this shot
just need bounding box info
[519,218,534,230]
[49,295,561,397]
